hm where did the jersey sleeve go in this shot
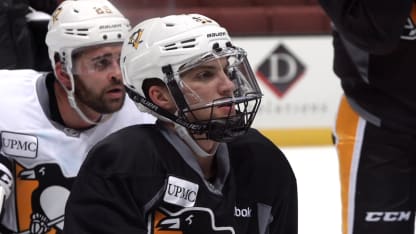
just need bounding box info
[319,0,412,54]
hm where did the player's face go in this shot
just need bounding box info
[180,58,236,122]
[72,43,125,114]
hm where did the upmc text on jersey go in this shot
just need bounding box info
[1,132,38,158]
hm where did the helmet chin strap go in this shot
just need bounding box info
[67,93,100,125]
[61,71,100,126]
[175,124,218,158]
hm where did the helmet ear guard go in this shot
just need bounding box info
[122,14,263,142]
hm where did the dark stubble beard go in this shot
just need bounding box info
[74,77,125,114]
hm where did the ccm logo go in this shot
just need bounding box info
[365,211,411,222]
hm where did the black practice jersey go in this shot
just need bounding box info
[64,124,298,234]
[320,0,416,133]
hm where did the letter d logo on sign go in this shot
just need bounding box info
[164,176,199,208]
[256,44,305,98]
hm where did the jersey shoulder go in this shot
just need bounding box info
[0,69,42,95]
[228,128,295,182]
[81,125,169,176]
[113,96,156,124]
[228,128,297,205]
[0,70,47,127]
[228,128,285,160]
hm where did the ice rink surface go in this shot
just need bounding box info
[281,146,342,234]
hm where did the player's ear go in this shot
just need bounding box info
[148,85,176,112]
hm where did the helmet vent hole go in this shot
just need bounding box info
[165,23,175,27]
[164,43,177,50]
[165,46,178,51]
[117,33,122,39]
[181,39,195,44]
[183,45,195,48]
[103,35,108,40]
[181,38,196,48]
[65,28,88,36]
[163,39,196,51]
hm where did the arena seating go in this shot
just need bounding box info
[112,0,331,36]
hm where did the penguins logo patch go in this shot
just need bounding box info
[402,3,416,40]
[150,207,235,234]
[14,162,75,234]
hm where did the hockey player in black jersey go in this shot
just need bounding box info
[64,13,298,234]
[319,0,416,234]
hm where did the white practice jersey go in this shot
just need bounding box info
[0,69,155,233]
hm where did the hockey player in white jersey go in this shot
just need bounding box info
[0,0,154,233]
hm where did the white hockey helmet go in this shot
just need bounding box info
[122,14,263,142]
[46,0,130,74]
[45,0,130,125]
